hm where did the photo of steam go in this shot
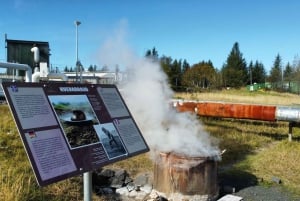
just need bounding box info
[48,94,101,149]
[94,123,127,159]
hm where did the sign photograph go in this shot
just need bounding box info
[48,94,102,149]
[1,82,149,186]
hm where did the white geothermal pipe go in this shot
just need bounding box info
[0,62,32,82]
[30,46,40,63]
[47,72,68,81]
[32,71,68,82]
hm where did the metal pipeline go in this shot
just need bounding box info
[196,102,276,122]
[174,100,300,123]
[32,71,68,82]
[276,106,300,122]
[47,72,68,81]
[0,62,32,82]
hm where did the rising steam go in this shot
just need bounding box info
[96,22,220,159]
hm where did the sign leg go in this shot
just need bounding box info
[84,172,92,201]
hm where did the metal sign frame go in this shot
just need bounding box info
[1,82,149,187]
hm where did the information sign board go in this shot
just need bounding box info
[1,82,149,186]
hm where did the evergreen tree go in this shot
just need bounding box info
[182,59,190,73]
[170,59,182,91]
[221,42,248,88]
[283,62,293,81]
[88,65,94,72]
[145,47,159,61]
[64,66,69,72]
[248,61,254,85]
[291,55,300,80]
[269,54,283,88]
[160,55,172,78]
[252,60,266,84]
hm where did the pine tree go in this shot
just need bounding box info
[248,61,254,85]
[283,62,293,82]
[182,59,190,73]
[269,54,283,88]
[145,47,159,61]
[64,66,69,72]
[88,65,94,72]
[221,42,248,88]
[252,60,266,84]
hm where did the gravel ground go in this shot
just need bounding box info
[233,185,300,201]
[218,169,300,201]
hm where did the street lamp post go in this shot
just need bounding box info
[75,20,81,83]
[75,19,91,200]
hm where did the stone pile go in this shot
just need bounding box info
[92,168,222,201]
[92,168,168,201]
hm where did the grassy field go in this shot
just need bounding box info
[1,88,300,200]
[176,88,300,197]
[175,88,300,106]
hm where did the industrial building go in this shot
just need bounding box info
[0,38,123,99]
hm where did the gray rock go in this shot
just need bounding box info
[110,169,128,188]
[134,172,152,187]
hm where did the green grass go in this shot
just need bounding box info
[1,88,300,200]
[0,105,83,201]
[236,141,300,195]
[0,104,153,200]
[194,89,300,198]
[201,117,300,198]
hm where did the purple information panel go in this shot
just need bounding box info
[1,82,149,186]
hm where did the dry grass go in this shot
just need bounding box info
[185,89,300,196]
[202,118,287,165]
[238,141,300,190]
[0,105,84,201]
[1,88,300,200]
[106,153,153,177]
[0,105,153,201]
[175,88,300,106]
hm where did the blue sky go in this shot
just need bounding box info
[0,0,300,73]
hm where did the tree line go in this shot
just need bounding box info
[146,42,300,92]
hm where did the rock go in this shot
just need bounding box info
[110,169,128,188]
[271,176,282,184]
[100,168,115,178]
[92,169,114,186]
[147,190,168,201]
[126,182,135,192]
[116,186,129,196]
[217,194,243,201]
[124,175,133,184]
[140,184,153,194]
[92,169,155,200]
[94,186,114,195]
[134,172,153,187]
[129,190,148,201]
[222,185,236,194]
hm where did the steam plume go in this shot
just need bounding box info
[96,23,220,159]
